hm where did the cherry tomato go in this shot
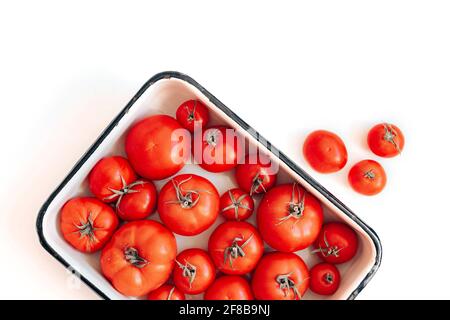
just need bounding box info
[257,183,323,252]
[220,188,254,221]
[60,197,119,253]
[204,276,254,300]
[125,114,190,180]
[252,252,309,300]
[313,222,359,264]
[309,263,341,296]
[348,160,386,195]
[208,221,263,275]
[147,285,185,300]
[88,156,137,203]
[115,180,157,221]
[100,220,177,297]
[368,123,405,158]
[173,248,215,295]
[303,130,348,173]
[193,126,244,173]
[158,174,220,236]
[235,154,277,196]
[176,99,210,133]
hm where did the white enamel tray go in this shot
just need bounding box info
[37,71,382,300]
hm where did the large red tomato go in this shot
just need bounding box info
[100,220,177,297]
[60,197,119,253]
[116,180,157,221]
[208,221,264,275]
[88,156,137,203]
[235,154,277,196]
[193,126,243,173]
[157,174,220,236]
[303,130,348,173]
[173,248,216,295]
[176,99,210,133]
[204,276,254,300]
[125,114,190,180]
[220,188,254,221]
[257,183,323,252]
[252,252,309,300]
[368,123,405,158]
[313,222,359,264]
[147,285,185,300]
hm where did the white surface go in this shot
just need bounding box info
[0,1,449,300]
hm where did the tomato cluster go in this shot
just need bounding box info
[59,99,361,300]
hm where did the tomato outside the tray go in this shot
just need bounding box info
[348,159,387,196]
[368,123,405,158]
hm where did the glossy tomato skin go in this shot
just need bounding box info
[147,285,185,300]
[116,180,157,221]
[204,276,254,300]
[60,197,119,253]
[208,221,264,275]
[220,188,254,221]
[88,156,137,203]
[176,100,210,133]
[125,115,190,180]
[313,222,359,264]
[252,252,309,300]
[193,126,244,173]
[235,154,277,196]
[303,130,348,173]
[157,174,220,236]
[173,248,216,295]
[368,123,405,158]
[310,263,341,296]
[100,220,177,297]
[348,160,387,196]
[257,183,323,252]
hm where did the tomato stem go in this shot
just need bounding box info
[124,247,149,268]
[175,259,197,288]
[165,176,210,209]
[223,234,254,269]
[311,232,345,258]
[103,177,147,212]
[276,272,301,300]
[276,183,306,226]
[250,172,267,196]
[74,212,98,244]
[383,123,402,154]
[221,191,251,220]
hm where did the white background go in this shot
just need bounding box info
[1,1,449,300]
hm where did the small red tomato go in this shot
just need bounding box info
[368,123,405,158]
[220,188,254,221]
[176,99,210,133]
[116,180,157,221]
[303,130,348,173]
[348,160,387,195]
[193,126,244,173]
[235,154,277,196]
[310,263,341,296]
[252,252,309,300]
[60,197,119,253]
[208,221,264,275]
[204,276,254,300]
[173,249,216,295]
[88,156,137,203]
[147,285,185,300]
[313,222,359,264]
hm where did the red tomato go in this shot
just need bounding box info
[125,114,190,180]
[88,156,137,203]
[147,285,185,300]
[368,123,405,158]
[257,183,323,252]
[348,160,387,195]
[193,126,243,173]
[100,220,177,297]
[235,154,277,196]
[220,188,254,221]
[310,263,341,296]
[173,249,216,295]
[303,130,348,173]
[204,276,254,300]
[313,222,359,264]
[208,221,263,275]
[116,180,157,221]
[60,197,119,253]
[176,99,210,133]
[252,252,309,300]
[158,174,220,236]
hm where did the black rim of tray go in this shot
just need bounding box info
[36,71,382,300]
